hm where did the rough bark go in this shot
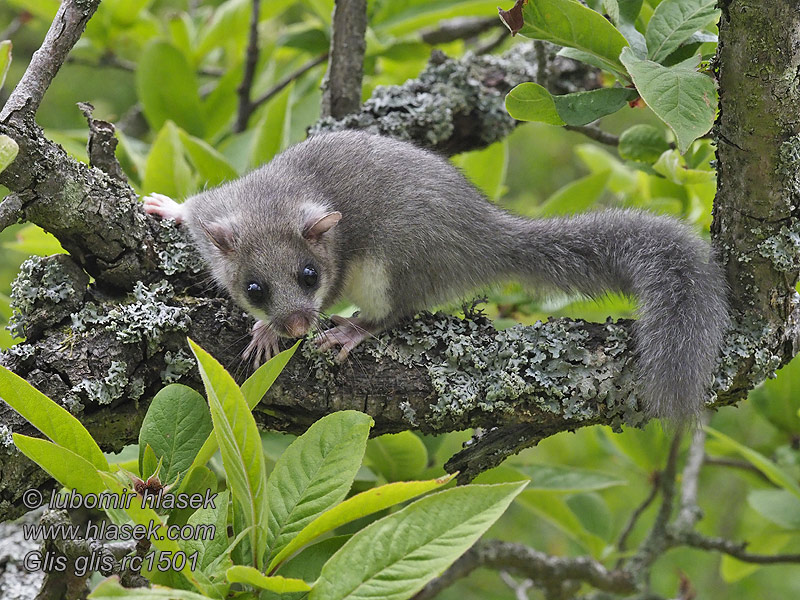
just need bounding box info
[0,0,798,527]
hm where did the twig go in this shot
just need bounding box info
[321,0,367,119]
[1,0,101,121]
[420,16,500,45]
[616,472,661,565]
[629,431,683,574]
[67,54,224,77]
[77,101,127,182]
[234,0,261,133]
[413,540,637,600]
[1,11,31,41]
[0,193,23,233]
[251,53,328,110]
[678,530,800,564]
[703,456,772,484]
[565,124,620,146]
[499,571,534,600]
[674,416,709,532]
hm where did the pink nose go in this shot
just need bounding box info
[284,313,310,338]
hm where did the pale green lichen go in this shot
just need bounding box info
[715,314,783,392]
[153,219,204,276]
[71,281,190,356]
[7,256,83,338]
[365,312,642,429]
[161,349,196,383]
[67,360,129,406]
[756,224,800,273]
[0,424,13,448]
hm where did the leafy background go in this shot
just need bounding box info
[1,0,799,598]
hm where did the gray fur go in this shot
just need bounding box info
[183,130,730,421]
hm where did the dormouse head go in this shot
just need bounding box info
[193,201,341,339]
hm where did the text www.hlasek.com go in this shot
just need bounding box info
[21,488,217,575]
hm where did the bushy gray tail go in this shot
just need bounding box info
[517,209,729,421]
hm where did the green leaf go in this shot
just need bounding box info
[13,434,107,495]
[250,81,293,167]
[653,149,715,185]
[143,121,194,198]
[538,171,610,216]
[170,465,218,528]
[514,463,626,491]
[141,444,159,479]
[268,475,455,572]
[619,47,716,154]
[517,490,606,554]
[0,40,11,92]
[505,83,565,126]
[241,340,301,407]
[450,141,508,201]
[278,536,350,582]
[1,224,65,255]
[645,0,720,63]
[89,576,212,599]
[177,130,239,187]
[366,431,428,482]
[706,427,800,499]
[519,0,630,74]
[309,482,527,600]
[266,411,373,561]
[506,83,636,127]
[188,338,269,569]
[227,566,310,592]
[566,493,613,540]
[747,489,800,530]
[136,40,204,137]
[138,384,213,486]
[0,134,19,174]
[98,472,206,590]
[551,87,638,126]
[185,341,300,481]
[619,124,671,163]
[181,490,230,571]
[720,533,793,582]
[0,366,109,470]
[612,0,647,58]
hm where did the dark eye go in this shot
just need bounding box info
[245,281,266,304]
[300,264,318,288]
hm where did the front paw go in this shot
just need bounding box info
[243,320,279,366]
[142,193,185,223]
[315,315,373,363]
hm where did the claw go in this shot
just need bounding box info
[314,315,373,362]
[243,320,279,365]
[142,193,186,223]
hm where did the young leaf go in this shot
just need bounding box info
[653,149,715,185]
[185,341,300,481]
[0,134,19,176]
[518,0,630,74]
[506,83,636,126]
[89,576,212,599]
[0,40,11,91]
[646,0,720,63]
[177,129,239,187]
[505,83,565,126]
[266,411,373,562]
[606,0,647,58]
[0,365,109,471]
[537,172,611,216]
[551,87,638,126]
[747,489,800,530]
[143,121,194,198]
[366,431,428,482]
[226,566,311,592]
[181,490,230,572]
[309,482,527,600]
[706,427,800,499]
[268,475,456,572]
[97,472,207,591]
[138,384,213,486]
[13,434,107,495]
[136,40,205,137]
[619,124,671,163]
[188,338,269,569]
[619,48,716,154]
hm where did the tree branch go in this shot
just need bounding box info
[321,0,367,118]
[234,0,262,133]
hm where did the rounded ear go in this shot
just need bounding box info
[303,211,342,242]
[199,219,236,253]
